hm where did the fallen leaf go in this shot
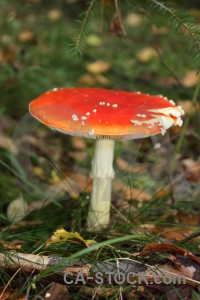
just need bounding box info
[46,228,96,248]
[181,70,199,88]
[18,31,35,43]
[116,157,146,174]
[151,25,168,34]
[8,220,42,230]
[178,100,199,114]
[0,132,18,154]
[68,151,88,161]
[48,9,62,21]
[71,136,86,150]
[45,283,70,300]
[78,74,97,86]
[0,45,16,63]
[177,213,200,226]
[159,228,200,242]
[181,158,200,182]
[7,196,28,223]
[0,287,25,300]
[136,47,157,63]
[141,242,200,265]
[157,76,178,87]
[125,13,143,27]
[86,60,111,74]
[114,179,151,201]
[95,74,111,86]
[0,240,22,250]
[86,34,101,47]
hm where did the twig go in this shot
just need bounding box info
[114,0,126,36]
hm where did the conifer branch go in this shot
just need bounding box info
[147,0,200,74]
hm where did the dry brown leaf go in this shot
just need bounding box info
[136,47,157,63]
[159,228,200,242]
[141,242,200,265]
[7,196,28,223]
[86,60,111,74]
[70,172,90,192]
[0,240,22,250]
[44,283,70,300]
[68,151,88,161]
[151,25,168,35]
[177,213,200,226]
[78,74,97,86]
[181,158,200,182]
[125,13,143,27]
[0,50,4,63]
[1,45,16,63]
[114,179,151,201]
[9,220,42,230]
[178,100,199,114]
[71,136,87,150]
[0,132,18,154]
[181,70,199,88]
[157,76,178,87]
[18,31,35,43]
[95,74,111,86]
[0,288,25,300]
[116,157,146,174]
[48,9,62,21]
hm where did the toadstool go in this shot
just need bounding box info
[29,88,184,231]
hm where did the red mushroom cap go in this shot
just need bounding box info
[29,88,184,140]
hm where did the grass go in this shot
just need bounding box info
[0,0,200,299]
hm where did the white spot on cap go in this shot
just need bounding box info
[169,100,175,105]
[107,103,110,106]
[86,112,90,116]
[93,109,97,113]
[137,113,145,118]
[112,104,118,108]
[81,116,87,120]
[175,118,183,127]
[136,91,141,94]
[72,114,79,121]
[81,121,85,126]
[161,128,166,135]
[53,88,58,91]
[89,129,94,135]
[148,125,153,129]
[177,106,185,115]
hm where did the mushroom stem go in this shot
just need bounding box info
[87,139,115,231]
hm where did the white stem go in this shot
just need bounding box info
[87,139,115,231]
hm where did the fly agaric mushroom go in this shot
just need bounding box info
[29,88,184,231]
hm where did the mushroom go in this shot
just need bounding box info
[29,88,184,231]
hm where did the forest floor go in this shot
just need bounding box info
[0,0,200,299]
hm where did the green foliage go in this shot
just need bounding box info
[70,0,96,55]
[72,0,200,74]
[147,0,200,74]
